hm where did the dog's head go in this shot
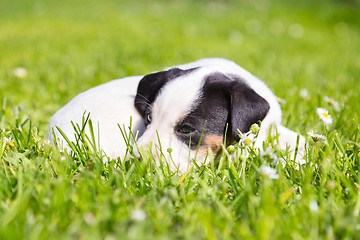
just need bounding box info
[134,67,270,172]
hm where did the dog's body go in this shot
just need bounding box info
[48,58,305,172]
[48,76,144,159]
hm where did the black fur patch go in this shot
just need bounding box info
[174,75,229,149]
[175,72,270,149]
[228,74,270,141]
[134,68,196,121]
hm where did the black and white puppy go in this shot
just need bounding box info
[48,58,305,172]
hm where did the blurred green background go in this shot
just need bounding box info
[0,0,359,133]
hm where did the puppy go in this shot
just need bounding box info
[48,58,305,172]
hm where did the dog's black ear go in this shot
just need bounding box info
[229,77,270,141]
[135,71,169,117]
[203,73,270,141]
[135,67,196,117]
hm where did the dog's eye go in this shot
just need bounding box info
[178,125,195,134]
[146,113,151,125]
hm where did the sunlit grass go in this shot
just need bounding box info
[1,0,360,239]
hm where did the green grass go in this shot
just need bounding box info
[1,0,360,239]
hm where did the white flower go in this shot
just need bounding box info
[316,108,333,125]
[307,131,326,142]
[299,88,309,99]
[260,149,279,165]
[130,209,146,221]
[332,102,340,111]
[260,165,279,179]
[323,96,331,103]
[13,67,27,78]
[4,137,12,144]
[324,96,340,111]
[4,137,15,150]
[84,212,96,224]
[309,200,319,212]
[242,133,255,146]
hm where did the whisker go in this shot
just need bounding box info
[134,99,151,108]
[136,93,150,103]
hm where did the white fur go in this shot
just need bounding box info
[47,76,144,160]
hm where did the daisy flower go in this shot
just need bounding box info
[242,133,255,146]
[324,96,340,111]
[316,108,333,125]
[260,149,279,166]
[260,165,279,179]
[308,131,326,142]
[13,67,27,78]
[299,88,310,100]
[309,200,319,212]
[5,137,15,150]
[131,209,146,221]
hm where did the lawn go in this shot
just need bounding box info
[1,0,360,239]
